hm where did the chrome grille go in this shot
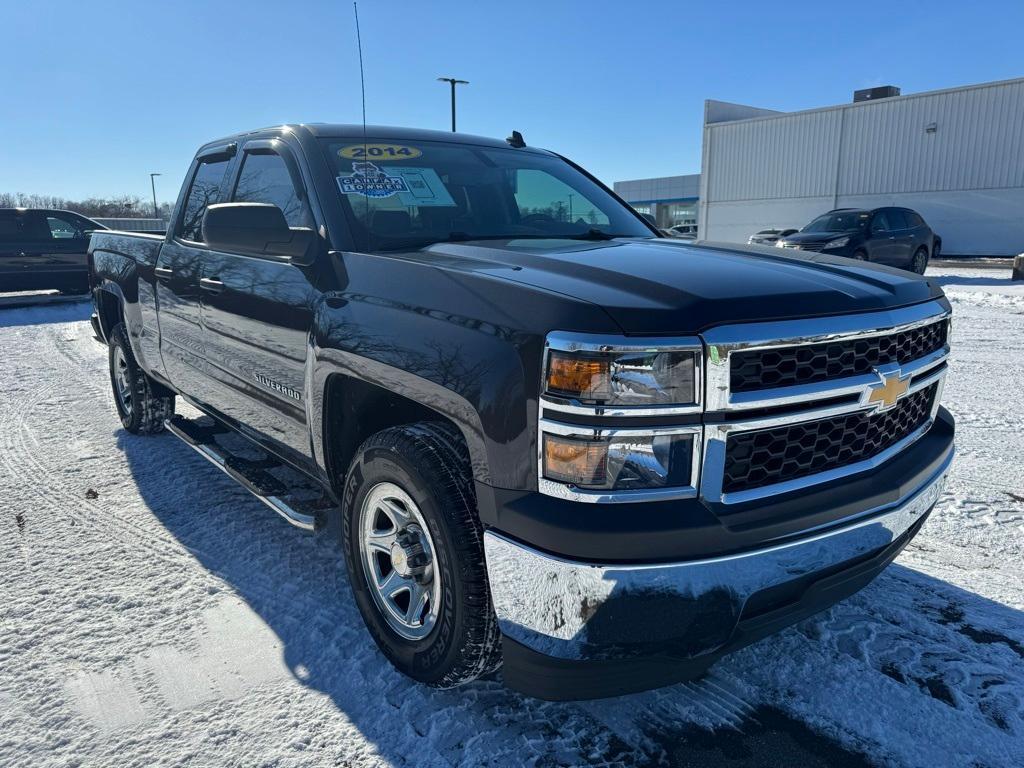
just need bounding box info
[722,383,936,494]
[701,300,951,504]
[780,242,824,252]
[730,319,949,392]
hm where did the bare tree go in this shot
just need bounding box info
[0,192,171,219]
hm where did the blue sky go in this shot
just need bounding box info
[3,0,1022,203]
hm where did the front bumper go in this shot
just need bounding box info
[485,451,950,699]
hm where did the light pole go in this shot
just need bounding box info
[149,173,161,220]
[437,77,468,132]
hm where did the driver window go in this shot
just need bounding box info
[233,151,314,228]
[870,212,890,235]
[513,170,609,227]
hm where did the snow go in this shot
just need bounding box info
[1,266,1022,767]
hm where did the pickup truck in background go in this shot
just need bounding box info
[1,208,106,294]
[89,124,955,700]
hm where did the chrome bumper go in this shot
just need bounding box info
[484,455,950,662]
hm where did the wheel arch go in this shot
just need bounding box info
[314,360,491,500]
[94,284,125,343]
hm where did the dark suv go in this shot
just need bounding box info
[0,208,107,294]
[776,207,937,274]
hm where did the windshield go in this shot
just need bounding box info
[802,211,869,233]
[322,138,652,251]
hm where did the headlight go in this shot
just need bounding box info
[538,333,702,502]
[542,430,696,491]
[823,236,849,249]
[775,240,786,248]
[545,348,697,408]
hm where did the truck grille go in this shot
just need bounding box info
[730,319,948,393]
[722,383,937,494]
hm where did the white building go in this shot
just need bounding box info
[613,174,700,230]
[698,77,1024,256]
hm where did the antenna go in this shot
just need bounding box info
[353,1,367,135]
[353,1,369,249]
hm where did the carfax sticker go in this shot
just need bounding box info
[339,144,422,161]
[337,163,456,206]
[337,162,409,198]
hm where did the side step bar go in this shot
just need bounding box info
[165,415,331,531]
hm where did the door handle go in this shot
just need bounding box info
[200,277,225,293]
[154,266,174,279]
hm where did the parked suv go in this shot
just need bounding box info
[89,125,954,700]
[776,207,936,274]
[0,208,106,294]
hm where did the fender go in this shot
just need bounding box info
[89,233,166,379]
[310,349,495,486]
[307,291,542,492]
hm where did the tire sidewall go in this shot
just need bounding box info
[342,445,469,683]
[109,325,141,432]
[913,248,929,274]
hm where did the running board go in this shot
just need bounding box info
[165,415,330,532]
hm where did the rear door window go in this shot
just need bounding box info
[178,157,231,242]
[0,212,44,243]
[870,212,891,234]
[232,151,313,228]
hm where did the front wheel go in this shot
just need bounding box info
[341,422,502,688]
[108,323,175,434]
[852,250,869,262]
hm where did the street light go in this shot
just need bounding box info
[437,77,469,132]
[149,173,161,220]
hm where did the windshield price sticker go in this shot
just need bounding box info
[339,144,422,161]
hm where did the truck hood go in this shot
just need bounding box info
[417,237,944,334]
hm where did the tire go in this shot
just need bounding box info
[911,247,929,275]
[852,250,869,262]
[341,422,502,688]
[108,323,174,434]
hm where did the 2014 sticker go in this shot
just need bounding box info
[339,144,422,161]
[337,162,409,198]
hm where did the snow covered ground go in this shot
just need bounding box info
[1,266,1022,768]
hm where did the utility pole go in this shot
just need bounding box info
[437,77,468,132]
[149,173,161,219]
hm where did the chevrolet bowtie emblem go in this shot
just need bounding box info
[867,368,910,411]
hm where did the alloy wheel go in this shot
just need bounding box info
[112,346,133,418]
[358,482,441,641]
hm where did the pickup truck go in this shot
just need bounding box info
[1,208,106,294]
[89,124,955,700]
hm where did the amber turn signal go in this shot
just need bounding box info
[546,351,610,399]
[543,434,608,486]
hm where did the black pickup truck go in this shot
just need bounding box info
[1,208,106,294]
[89,124,955,700]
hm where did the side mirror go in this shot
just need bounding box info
[202,202,317,264]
